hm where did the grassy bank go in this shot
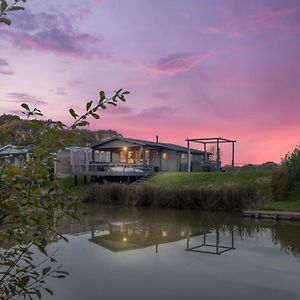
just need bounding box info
[85,182,259,211]
[60,171,300,212]
[60,176,88,200]
[261,184,300,212]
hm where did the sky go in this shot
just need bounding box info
[1,0,300,164]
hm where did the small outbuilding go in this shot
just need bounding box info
[0,144,31,166]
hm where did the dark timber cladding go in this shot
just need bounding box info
[186,137,236,172]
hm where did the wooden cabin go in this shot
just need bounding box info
[90,137,215,173]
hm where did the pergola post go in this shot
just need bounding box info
[142,145,146,171]
[232,142,235,171]
[187,140,191,172]
[216,138,220,172]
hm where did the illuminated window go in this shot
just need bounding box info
[181,153,186,159]
[120,151,127,163]
[162,152,167,159]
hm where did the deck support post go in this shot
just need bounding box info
[84,176,87,184]
[204,142,208,161]
[91,149,95,163]
[187,140,191,172]
[74,175,78,186]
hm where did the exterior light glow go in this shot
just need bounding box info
[162,231,168,237]
[122,237,127,242]
[123,147,128,151]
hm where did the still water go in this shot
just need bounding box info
[44,205,300,300]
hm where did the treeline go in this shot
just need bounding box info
[0,114,122,147]
[223,162,279,172]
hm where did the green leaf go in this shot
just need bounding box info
[86,100,93,111]
[91,113,100,119]
[99,91,106,102]
[69,108,78,119]
[21,103,30,111]
[17,276,30,287]
[0,17,11,25]
[43,287,53,295]
[42,266,51,276]
[9,6,25,11]
[76,121,89,127]
[1,0,7,13]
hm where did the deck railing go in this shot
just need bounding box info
[71,163,153,175]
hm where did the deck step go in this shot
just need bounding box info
[132,173,157,185]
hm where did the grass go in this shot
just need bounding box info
[60,176,88,200]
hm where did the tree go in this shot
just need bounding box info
[0,115,122,147]
[0,89,129,299]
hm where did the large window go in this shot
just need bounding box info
[162,152,167,160]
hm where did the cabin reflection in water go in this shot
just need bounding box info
[87,221,235,254]
[56,207,300,259]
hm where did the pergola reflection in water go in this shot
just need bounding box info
[186,228,235,255]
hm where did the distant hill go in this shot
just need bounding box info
[0,114,122,147]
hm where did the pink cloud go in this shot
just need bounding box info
[3,92,46,106]
[0,58,14,76]
[251,8,297,22]
[4,11,114,62]
[200,6,300,39]
[144,53,210,75]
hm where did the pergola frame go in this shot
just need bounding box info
[186,137,236,172]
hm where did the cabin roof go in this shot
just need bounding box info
[0,144,31,155]
[92,137,209,154]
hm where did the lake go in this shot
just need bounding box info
[43,205,300,300]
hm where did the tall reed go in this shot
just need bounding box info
[84,182,260,211]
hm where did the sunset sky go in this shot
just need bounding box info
[1,0,300,164]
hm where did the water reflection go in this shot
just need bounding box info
[56,205,300,258]
[186,228,235,255]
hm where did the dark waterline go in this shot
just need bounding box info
[44,205,300,300]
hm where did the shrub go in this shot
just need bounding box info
[271,144,300,201]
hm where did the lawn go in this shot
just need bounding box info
[148,171,272,198]
[148,171,272,187]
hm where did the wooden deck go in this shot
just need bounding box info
[243,210,300,221]
[70,163,153,177]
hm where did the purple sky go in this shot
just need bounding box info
[1,0,300,164]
